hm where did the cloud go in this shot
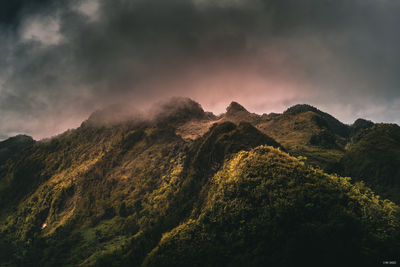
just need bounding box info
[20,14,62,45]
[0,0,400,139]
[75,0,100,20]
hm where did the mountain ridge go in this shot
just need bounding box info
[0,98,399,266]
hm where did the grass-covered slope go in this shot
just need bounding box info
[256,109,346,170]
[284,104,349,137]
[144,146,400,267]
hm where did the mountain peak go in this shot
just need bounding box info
[226,101,248,115]
[352,118,374,129]
[223,101,261,124]
[284,104,319,115]
[153,97,211,124]
[0,134,35,163]
[284,104,349,137]
[0,134,34,148]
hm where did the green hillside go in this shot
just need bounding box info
[0,98,399,266]
[0,104,283,266]
[144,146,399,267]
[256,108,346,170]
[341,123,400,202]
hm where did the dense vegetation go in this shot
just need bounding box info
[0,98,399,266]
[341,123,400,202]
[145,146,399,267]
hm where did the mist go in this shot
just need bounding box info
[1,0,400,140]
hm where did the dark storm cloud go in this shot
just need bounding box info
[1,0,400,139]
[0,0,55,26]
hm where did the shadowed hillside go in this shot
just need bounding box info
[341,123,400,202]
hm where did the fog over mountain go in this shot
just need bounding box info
[1,0,400,139]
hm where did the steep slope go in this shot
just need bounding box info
[144,146,400,267]
[177,102,349,173]
[0,123,139,266]
[341,123,400,203]
[0,104,282,266]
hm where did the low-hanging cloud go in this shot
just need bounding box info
[0,0,400,139]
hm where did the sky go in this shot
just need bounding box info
[0,0,399,140]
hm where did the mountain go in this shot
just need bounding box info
[283,104,349,137]
[222,101,261,125]
[223,103,400,207]
[0,98,399,266]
